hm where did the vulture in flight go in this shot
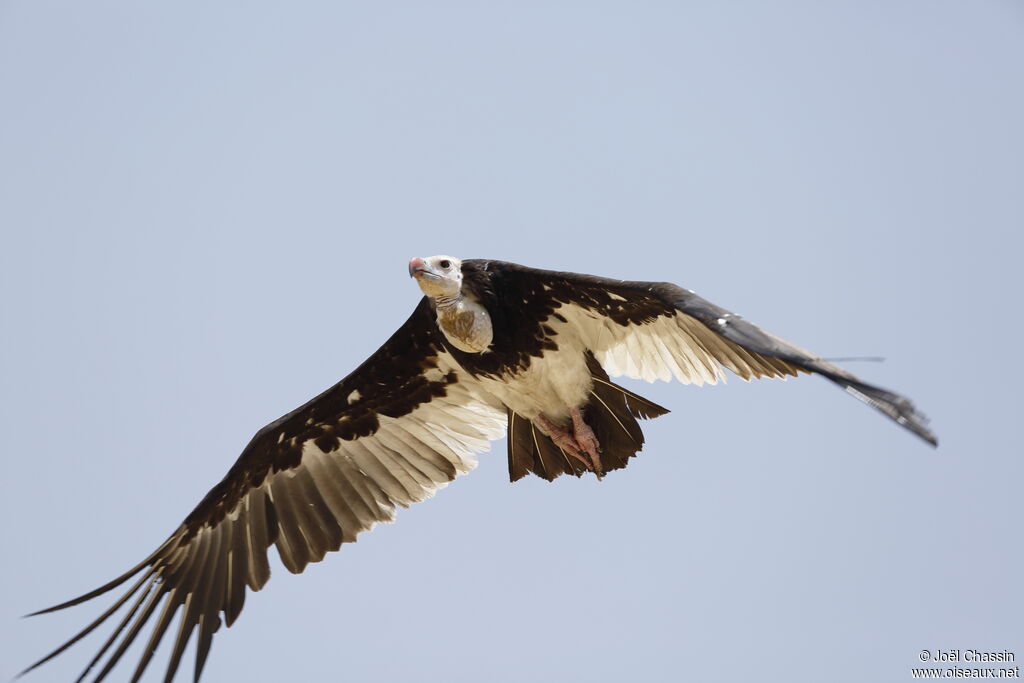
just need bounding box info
[23,257,936,682]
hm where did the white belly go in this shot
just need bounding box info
[476,344,593,425]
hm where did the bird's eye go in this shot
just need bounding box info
[439,260,451,269]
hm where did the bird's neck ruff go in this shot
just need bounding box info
[434,294,462,310]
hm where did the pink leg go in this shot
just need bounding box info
[534,411,604,479]
[570,408,603,478]
[534,414,591,469]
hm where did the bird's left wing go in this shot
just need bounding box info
[470,260,935,447]
[22,297,505,683]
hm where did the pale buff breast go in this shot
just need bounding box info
[473,325,594,425]
[435,302,592,423]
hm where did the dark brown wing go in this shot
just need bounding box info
[22,298,506,683]
[469,260,936,446]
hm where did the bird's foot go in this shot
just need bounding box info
[534,413,587,463]
[570,408,603,479]
[535,411,603,479]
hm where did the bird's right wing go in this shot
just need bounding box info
[23,297,506,683]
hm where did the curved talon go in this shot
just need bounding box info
[535,411,604,478]
[570,408,603,478]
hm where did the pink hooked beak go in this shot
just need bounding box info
[407,255,423,278]
[408,256,431,278]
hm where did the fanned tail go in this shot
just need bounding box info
[506,353,669,482]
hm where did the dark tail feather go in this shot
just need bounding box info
[507,410,588,482]
[584,353,669,474]
[506,354,670,482]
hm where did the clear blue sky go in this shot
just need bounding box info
[2,3,1021,682]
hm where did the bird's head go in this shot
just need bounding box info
[409,255,463,300]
